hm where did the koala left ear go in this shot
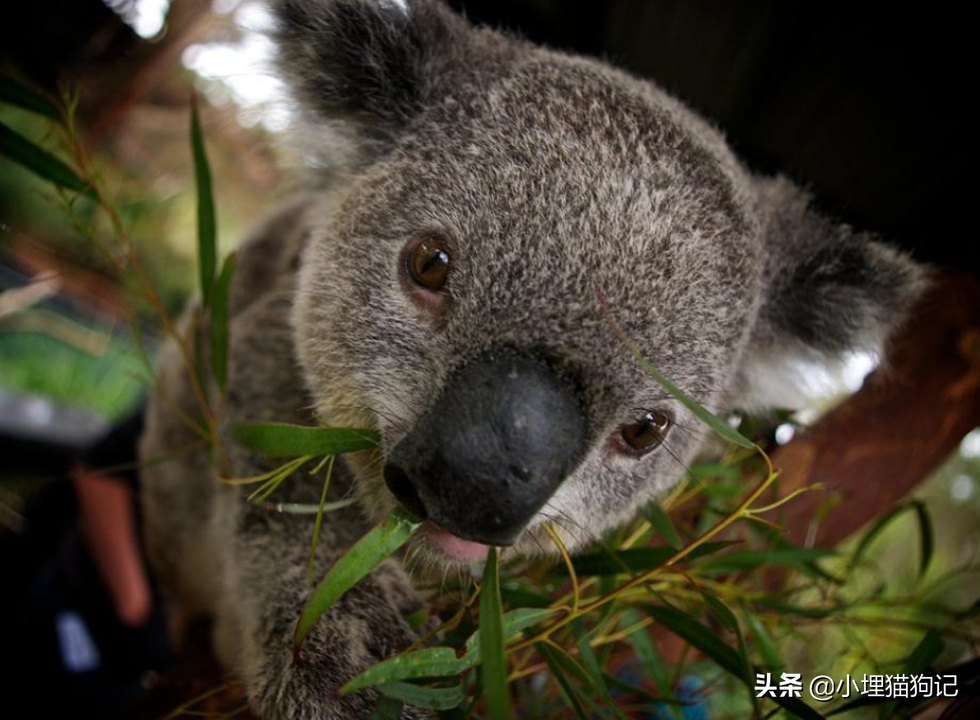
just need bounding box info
[274,0,506,166]
[737,175,928,410]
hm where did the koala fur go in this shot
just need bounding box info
[139,1,925,718]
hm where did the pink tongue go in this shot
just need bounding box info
[425,523,490,561]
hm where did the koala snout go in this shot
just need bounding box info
[383,352,586,546]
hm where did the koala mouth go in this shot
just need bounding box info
[417,522,492,563]
[383,463,500,561]
[382,351,586,549]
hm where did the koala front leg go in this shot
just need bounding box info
[214,507,431,720]
[210,287,432,719]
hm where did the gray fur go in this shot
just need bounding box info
[140,1,925,717]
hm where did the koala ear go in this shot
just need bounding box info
[273,0,488,165]
[737,176,928,410]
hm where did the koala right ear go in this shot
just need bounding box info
[274,0,497,165]
[736,176,928,410]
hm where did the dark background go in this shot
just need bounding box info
[3,1,971,270]
[446,0,971,272]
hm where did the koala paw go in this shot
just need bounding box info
[240,562,435,720]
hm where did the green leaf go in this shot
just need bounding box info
[597,288,755,448]
[0,76,61,122]
[209,252,235,391]
[643,502,683,549]
[294,508,422,652]
[232,422,379,457]
[850,501,934,580]
[631,353,754,449]
[368,696,403,720]
[570,619,631,720]
[536,643,590,720]
[850,504,906,570]
[645,605,743,677]
[567,541,734,576]
[596,290,755,449]
[704,595,760,718]
[645,605,825,720]
[912,501,934,580]
[341,607,559,695]
[752,600,843,619]
[702,592,739,634]
[742,612,784,671]
[688,462,741,483]
[479,547,510,720]
[462,607,558,662]
[343,648,465,695]
[904,629,943,674]
[700,548,835,574]
[190,99,216,306]
[377,682,465,711]
[0,121,90,194]
[537,642,597,696]
[620,609,671,699]
[307,455,336,585]
[499,585,551,608]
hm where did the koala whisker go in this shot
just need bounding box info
[454,566,467,603]
[658,439,699,481]
[525,527,549,557]
[320,401,410,435]
[540,510,587,549]
[354,454,390,482]
[403,546,422,577]
[439,562,452,597]
[671,421,711,441]
[541,503,587,536]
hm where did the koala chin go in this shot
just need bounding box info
[139,1,926,717]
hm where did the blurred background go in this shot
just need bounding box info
[0,1,976,718]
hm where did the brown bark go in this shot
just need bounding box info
[771,273,980,549]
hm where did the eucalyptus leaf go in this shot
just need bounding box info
[232,422,379,457]
[620,609,672,700]
[570,619,631,720]
[479,548,510,720]
[0,76,61,121]
[294,508,422,652]
[646,605,825,720]
[368,696,403,720]
[461,607,558,663]
[904,629,943,674]
[190,100,216,306]
[342,648,465,695]
[597,288,755,449]
[743,612,784,671]
[536,643,590,720]
[0,121,90,194]
[565,541,734,576]
[643,502,683,549]
[210,252,235,391]
[912,501,934,580]
[377,682,465,711]
[341,607,559,695]
[700,548,835,575]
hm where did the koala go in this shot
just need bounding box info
[139,1,925,718]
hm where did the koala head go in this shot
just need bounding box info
[280,0,924,564]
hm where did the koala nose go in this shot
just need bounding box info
[383,353,585,547]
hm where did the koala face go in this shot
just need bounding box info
[282,0,923,564]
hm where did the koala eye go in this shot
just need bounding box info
[406,233,451,292]
[618,410,671,456]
